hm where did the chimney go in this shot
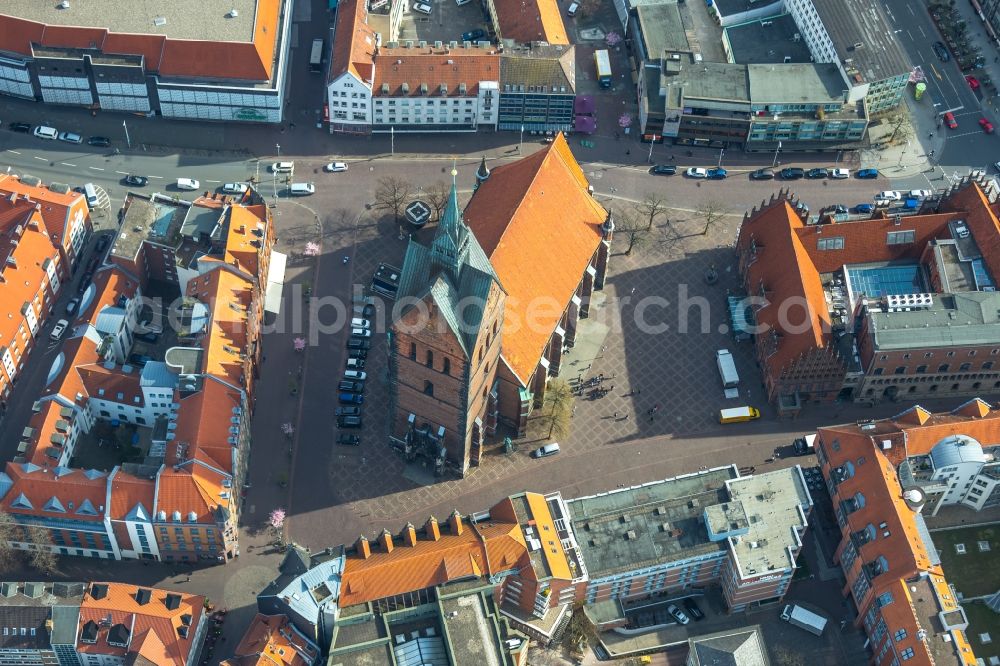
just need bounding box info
[355,535,371,559]
[402,522,417,547]
[425,516,441,541]
[379,528,394,553]
[449,509,463,536]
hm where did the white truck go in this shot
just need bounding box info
[781,604,827,636]
[716,349,740,389]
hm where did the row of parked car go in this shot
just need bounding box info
[10,122,112,146]
[649,165,879,181]
[335,296,377,443]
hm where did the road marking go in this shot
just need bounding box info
[61,162,77,167]
[88,166,105,171]
[7,150,20,155]
[930,63,942,80]
[115,171,129,175]
[918,24,926,37]
[147,175,163,179]
[206,179,221,183]
[33,156,47,161]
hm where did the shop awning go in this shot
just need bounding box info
[727,296,755,341]
[264,251,287,314]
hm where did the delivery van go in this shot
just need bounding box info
[719,406,760,424]
[531,443,561,458]
[83,183,100,210]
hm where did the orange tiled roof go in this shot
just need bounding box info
[0,462,108,522]
[374,47,500,97]
[75,265,139,327]
[463,133,605,384]
[108,470,157,522]
[329,0,376,83]
[493,0,569,45]
[193,268,253,388]
[0,174,89,256]
[222,614,319,666]
[339,502,530,607]
[224,205,270,279]
[78,582,205,666]
[0,3,280,82]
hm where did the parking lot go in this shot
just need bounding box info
[396,0,491,45]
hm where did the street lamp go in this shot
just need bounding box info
[771,140,782,168]
[717,147,725,168]
[122,120,131,149]
[647,134,657,163]
[273,143,280,200]
[519,125,524,154]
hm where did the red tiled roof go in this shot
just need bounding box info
[463,133,605,384]
[0,174,90,256]
[0,463,108,522]
[329,0,376,83]
[941,184,1000,287]
[374,47,500,97]
[75,265,140,327]
[222,614,318,666]
[108,470,157,522]
[493,0,569,45]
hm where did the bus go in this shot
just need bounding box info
[594,49,612,88]
[309,38,325,73]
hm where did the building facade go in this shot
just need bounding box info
[498,45,576,133]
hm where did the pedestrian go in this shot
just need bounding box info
[614,411,619,419]
[624,413,629,420]
[626,149,631,156]
[630,287,636,295]
[610,385,615,392]
[636,388,641,395]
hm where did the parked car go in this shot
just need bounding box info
[944,112,958,129]
[338,380,364,393]
[531,443,561,458]
[176,178,200,190]
[65,298,80,315]
[136,332,160,344]
[683,598,705,621]
[270,161,295,173]
[324,162,349,172]
[706,168,727,180]
[346,357,366,370]
[462,28,486,42]
[128,353,152,366]
[124,174,148,187]
[50,319,70,340]
[908,189,934,199]
[87,136,111,147]
[33,125,58,140]
[749,168,774,180]
[853,203,875,214]
[412,1,432,12]
[350,318,371,330]
[336,406,361,417]
[350,328,372,338]
[828,168,850,179]
[337,415,363,428]
[779,167,805,180]
[856,168,879,179]
[821,204,848,215]
[685,167,708,179]
[874,190,902,205]
[339,392,364,404]
[344,369,367,380]
[967,75,981,90]
[222,182,249,194]
[650,164,677,175]
[933,41,950,61]
[667,604,690,625]
[347,346,369,358]
[8,122,31,133]
[980,117,995,134]
[337,434,361,446]
[806,167,829,179]
[57,131,83,144]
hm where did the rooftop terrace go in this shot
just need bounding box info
[112,195,187,262]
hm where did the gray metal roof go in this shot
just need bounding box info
[930,434,987,469]
[139,361,179,389]
[747,63,847,104]
[635,3,689,60]
[870,292,1000,350]
[725,14,813,65]
[94,307,127,335]
[664,61,750,110]
[812,0,912,83]
[689,626,771,666]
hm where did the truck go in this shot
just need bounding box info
[309,38,325,73]
[594,49,612,88]
[780,604,827,636]
[793,433,816,456]
[718,406,760,424]
[716,349,739,389]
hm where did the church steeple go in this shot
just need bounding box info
[430,168,471,280]
[474,156,490,191]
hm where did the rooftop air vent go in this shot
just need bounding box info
[58,0,70,8]
[228,8,239,17]
[153,16,167,27]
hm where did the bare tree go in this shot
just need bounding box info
[374,176,413,225]
[615,207,650,255]
[562,602,598,651]
[542,378,574,439]
[0,511,20,570]
[425,181,450,222]
[25,525,59,576]
[885,113,913,144]
[771,645,807,666]
[698,199,727,237]
[635,192,669,231]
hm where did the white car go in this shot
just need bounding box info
[412,1,432,12]
[50,319,69,341]
[686,167,708,179]
[33,125,58,140]
[874,190,902,202]
[324,162,349,173]
[908,189,933,199]
[828,168,850,179]
[344,370,367,381]
[222,183,249,194]
[177,178,200,191]
[350,318,371,329]
[58,131,83,144]
[271,161,295,173]
[350,328,372,338]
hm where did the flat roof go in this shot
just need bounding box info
[748,63,847,104]
[813,0,911,83]
[725,14,813,65]
[713,0,782,19]
[869,292,1000,350]
[3,0,260,42]
[113,195,186,262]
[908,575,972,665]
[664,61,750,110]
[441,594,505,666]
[566,468,737,580]
[724,468,811,577]
[635,4,689,59]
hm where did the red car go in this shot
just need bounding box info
[944,112,958,129]
[967,75,981,90]
[980,117,995,133]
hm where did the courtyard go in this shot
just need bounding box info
[933,525,1000,598]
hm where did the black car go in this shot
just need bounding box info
[780,167,805,180]
[933,41,950,61]
[87,136,111,147]
[750,168,774,180]
[462,28,486,42]
[650,164,677,176]
[337,415,363,428]
[821,204,848,215]
[124,174,148,187]
[347,347,368,360]
[136,332,160,344]
[336,406,361,417]
[683,598,705,621]
[337,434,361,446]
[805,168,829,179]
[338,380,364,393]
[347,338,371,350]
[9,122,31,133]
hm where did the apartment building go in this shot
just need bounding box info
[0,0,293,123]
[734,181,1000,415]
[326,0,376,134]
[815,403,991,665]
[783,0,912,114]
[498,44,576,134]
[222,613,319,666]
